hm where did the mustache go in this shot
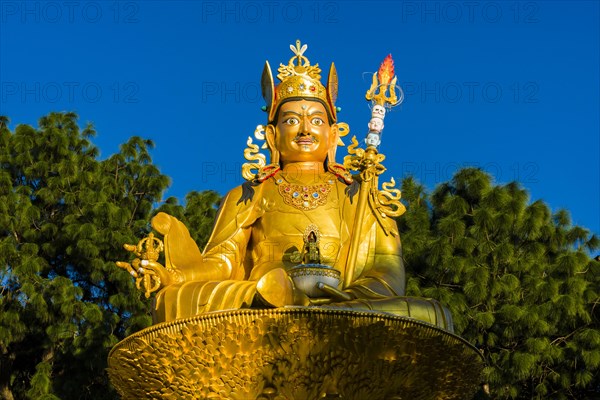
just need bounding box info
[293,135,318,143]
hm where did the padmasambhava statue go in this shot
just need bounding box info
[118,41,453,331]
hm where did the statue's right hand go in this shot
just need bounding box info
[116,257,179,297]
[136,259,175,287]
[115,260,138,278]
[117,230,186,297]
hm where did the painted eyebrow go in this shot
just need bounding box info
[280,110,325,116]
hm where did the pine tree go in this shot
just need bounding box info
[3,112,597,399]
[0,113,172,399]
[399,168,600,399]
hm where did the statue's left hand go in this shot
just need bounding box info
[307,284,355,305]
[316,283,353,302]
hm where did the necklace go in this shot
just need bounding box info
[276,173,335,211]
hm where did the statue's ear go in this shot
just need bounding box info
[327,124,338,163]
[262,61,275,122]
[265,124,279,165]
[327,63,338,122]
[329,124,339,147]
[265,124,276,149]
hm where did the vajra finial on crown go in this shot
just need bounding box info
[290,39,309,68]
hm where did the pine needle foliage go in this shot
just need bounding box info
[399,168,600,399]
[3,113,597,399]
[156,190,221,248]
[0,113,178,399]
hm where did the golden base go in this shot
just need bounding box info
[108,308,483,399]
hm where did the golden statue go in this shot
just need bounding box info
[110,41,483,399]
[117,41,451,329]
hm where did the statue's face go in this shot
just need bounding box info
[272,100,334,164]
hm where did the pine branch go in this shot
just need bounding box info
[550,326,584,346]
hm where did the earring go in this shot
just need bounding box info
[326,124,338,168]
[271,149,280,165]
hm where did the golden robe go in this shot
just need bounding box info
[152,171,453,331]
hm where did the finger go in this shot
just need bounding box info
[317,283,353,301]
[310,298,334,305]
[116,261,137,278]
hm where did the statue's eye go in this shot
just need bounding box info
[284,117,299,125]
[311,118,324,126]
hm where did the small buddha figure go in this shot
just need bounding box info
[290,224,322,265]
[119,42,453,332]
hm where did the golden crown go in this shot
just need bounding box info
[262,40,338,123]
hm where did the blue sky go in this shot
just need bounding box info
[1,1,598,236]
